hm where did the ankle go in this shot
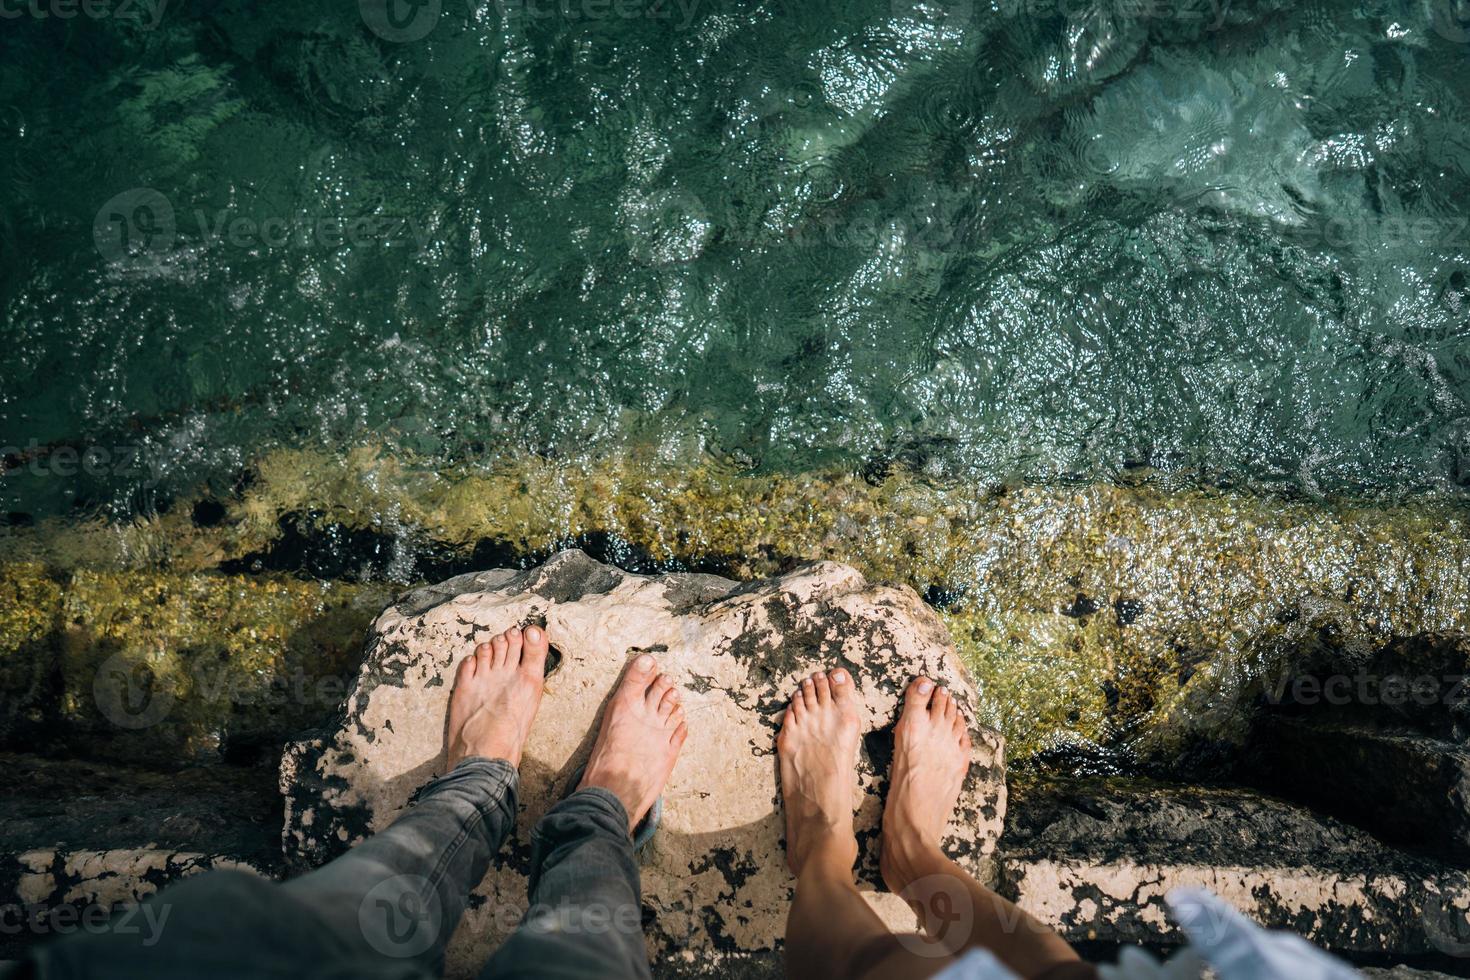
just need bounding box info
[798,831,860,879]
[879,831,944,893]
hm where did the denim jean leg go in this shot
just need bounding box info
[480,788,652,980]
[282,757,520,974]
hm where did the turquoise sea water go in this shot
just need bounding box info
[3,0,1470,522]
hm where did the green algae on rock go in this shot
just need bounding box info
[0,564,64,743]
[48,570,391,765]
[3,447,1469,770]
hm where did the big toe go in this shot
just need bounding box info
[829,668,855,702]
[620,654,658,698]
[521,625,549,675]
[904,676,936,713]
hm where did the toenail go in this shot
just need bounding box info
[526,626,542,642]
[832,671,848,685]
[635,654,654,671]
[918,680,934,694]
[802,678,813,686]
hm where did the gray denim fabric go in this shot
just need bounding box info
[17,758,650,980]
[480,787,652,980]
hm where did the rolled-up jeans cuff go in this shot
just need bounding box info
[417,756,520,841]
[556,786,630,826]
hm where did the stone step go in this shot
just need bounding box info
[0,753,279,962]
[1250,716,1470,865]
[998,778,1470,961]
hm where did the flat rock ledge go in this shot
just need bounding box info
[281,550,1006,977]
[1000,780,1470,960]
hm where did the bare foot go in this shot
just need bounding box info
[776,668,862,877]
[879,676,971,892]
[446,625,549,768]
[578,654,688,833]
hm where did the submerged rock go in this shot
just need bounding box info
[282,550,1005,977]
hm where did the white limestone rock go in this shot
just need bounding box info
[281,550,1006,977]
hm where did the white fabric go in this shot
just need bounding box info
[930,888,1362,980]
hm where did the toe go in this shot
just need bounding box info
[648,673,674,708]
[474,641,493,671]
[456,653,477,682]
[799,676,816,710]
[505,626,524,665]
[785,695,803,726]
[905,676,936,712]
[490,633,509,668]
[622,654,658,697]
[657,686,680,719]
[672,720,688,747]
[931,686,951,715]
[829,668,854,701]
[811,671,831,704]
[521,625,549,676]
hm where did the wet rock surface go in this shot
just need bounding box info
[1244,632,1470,865]
[999,779,1470,960]
[1252,718,1470,865]
[0,753,281,867]
[282,550,1006,977]
[0,753,280,961]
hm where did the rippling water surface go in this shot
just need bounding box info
[4,0,1470,520]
